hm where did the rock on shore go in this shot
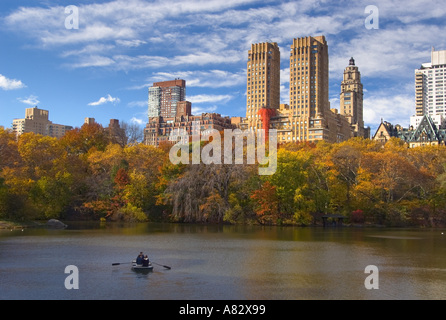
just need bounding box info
[46,219,68,229]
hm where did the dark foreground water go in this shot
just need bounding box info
[0,222,445,300]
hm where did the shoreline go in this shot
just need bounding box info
[0,220,44,230]
[1,219,444,230]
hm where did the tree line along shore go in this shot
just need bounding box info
[1,125,446,227]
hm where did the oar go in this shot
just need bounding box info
[112,262,132,266]
[152,262,171,270]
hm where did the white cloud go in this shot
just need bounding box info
[70,55,116,68]
[0,74,26,90]
[4,5,63,32]
[127,101,147,108]
[188,94,233,104]
[130,117,145,125]
[150,70,246,88]
[126,83,150,90]
[329,97,340,109]
[66,55,115,68]
[18,95,40,106]
[3,0,446,132]
[61,44,116,58]
[88,94,121,106]
[116,39,147,47]
[278,68,291,105]
[3,0,261,49]
[192,105,218,115]
[41,25,136,46]
[363,93,414,131]
[112,55,170,70]
[3,1,253,71]
[371,0,446,24]
[110,51,243,71]
[329,24,445,79]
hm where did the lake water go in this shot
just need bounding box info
[0,222,445,300]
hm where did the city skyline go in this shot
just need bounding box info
[1,0,446,134]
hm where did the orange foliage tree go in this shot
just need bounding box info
[250,181,280,225]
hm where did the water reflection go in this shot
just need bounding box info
[0,223,445,300]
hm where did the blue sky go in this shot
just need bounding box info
[1,0,445,134]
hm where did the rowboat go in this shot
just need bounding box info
[131,260,153,272]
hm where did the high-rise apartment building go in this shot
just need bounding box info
[148,79,186,118]
[415,71,428,117]
[340,57,369,138]
[12,107,72,139]
[414,49,446,117]
[242,36,367,143]
[246,42,281,130]
[289,36,331,141]
[288,36,357,142]
[144,79,236,147]
[289,36,329,117]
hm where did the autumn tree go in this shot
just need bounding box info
[251,148,316,225]
[224,167,260,224]
[0,128,20,171]
[164,162,253,223]
[0,177,9,219]
[250,181,280,225]
[82,144,126,218]
[0,129,21,219]
[13,133,73,218]
[352,139,434,225]
[405,145,446,226]
[328,143,362,214]
[122,144,169,220]
[60,122,111,155]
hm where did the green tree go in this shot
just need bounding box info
[224,170,260,224]
[30,173,73,219]
[267,148,313,223]
[124,144,167,216]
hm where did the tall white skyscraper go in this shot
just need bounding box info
[415,49,446,118]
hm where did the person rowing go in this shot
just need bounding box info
[142,255,150,267]
[136,252,144,265]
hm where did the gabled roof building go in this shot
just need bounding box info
[373,114,446,148]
